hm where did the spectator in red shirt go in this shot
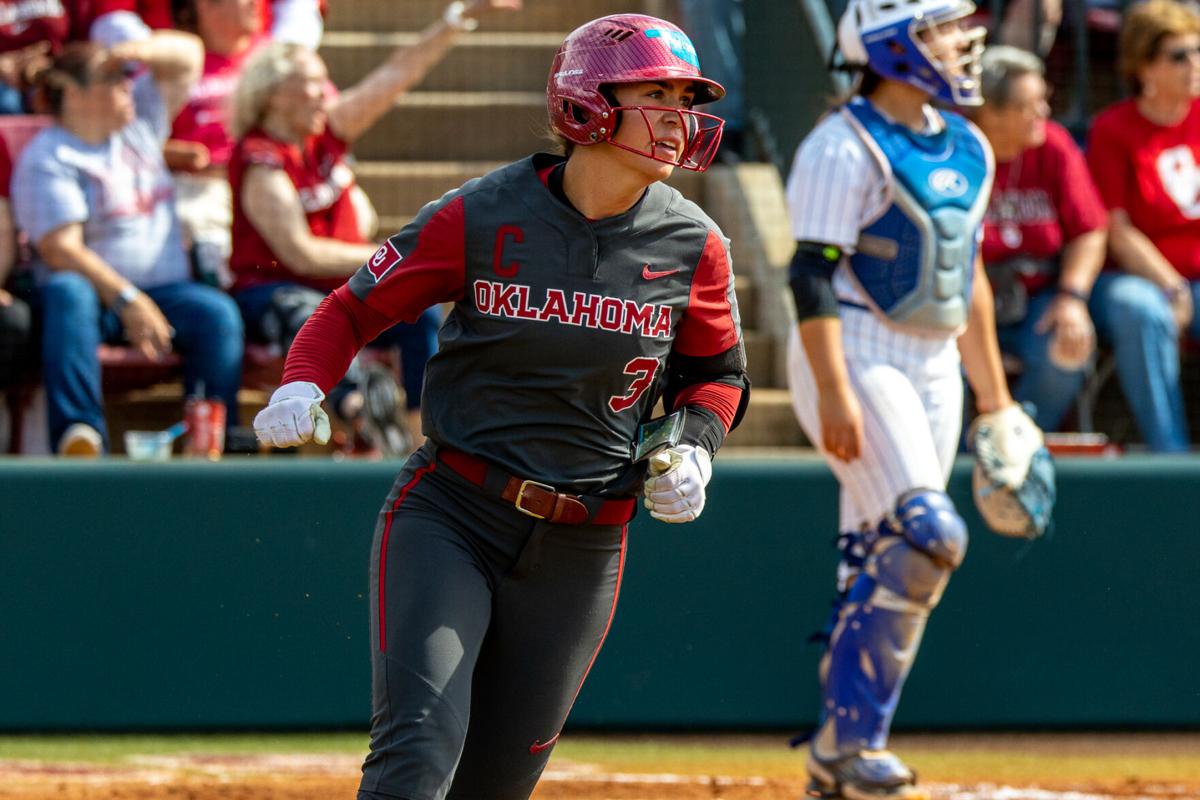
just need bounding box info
[165,0,269,289]
[0,0,96,113]
[1087,0,1200,452]
[227,0,520,453]
[89,0,324,49]
[973,45,1108,432]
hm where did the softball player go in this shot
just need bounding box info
[784,0,1037,797]
[253,14,748,800]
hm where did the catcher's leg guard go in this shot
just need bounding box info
[810,530,873,648]
[813,490,967,762]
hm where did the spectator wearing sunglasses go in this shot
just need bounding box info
[1086,0,1200,452]
[10,34,244,455]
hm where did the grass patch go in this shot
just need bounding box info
[0,733,368,764]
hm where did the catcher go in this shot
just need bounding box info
[782,0,1055,795]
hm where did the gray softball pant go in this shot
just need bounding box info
[357,444,629,800]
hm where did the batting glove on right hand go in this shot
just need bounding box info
[642,444,713,523]
[254,381,331,448]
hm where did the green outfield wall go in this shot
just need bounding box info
[1,454,1196,731]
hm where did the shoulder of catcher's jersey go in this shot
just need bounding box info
[790,113,873,180]
[786,113,880,208]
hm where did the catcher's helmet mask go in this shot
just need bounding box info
[548,14,726,172]
[836,0,986,106]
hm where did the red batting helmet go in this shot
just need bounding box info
[547,14,726,172]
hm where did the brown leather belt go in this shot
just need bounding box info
[437,447,636,526]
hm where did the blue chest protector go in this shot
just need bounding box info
[841,97,993,332]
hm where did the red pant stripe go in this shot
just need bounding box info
[378,462,437,652]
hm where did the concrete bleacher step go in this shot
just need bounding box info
[743,329,774,388]
[321,31,560,92]
[352,91,546,161]
[355,160,704,220]
[723,388,808,448]
[326,0,627,34]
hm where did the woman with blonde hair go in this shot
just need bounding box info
[228,0,520,454]
[1086,0,1200,451]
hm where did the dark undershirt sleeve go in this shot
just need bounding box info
[789,241,842,323]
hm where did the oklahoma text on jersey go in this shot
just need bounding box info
[473,279,673,339]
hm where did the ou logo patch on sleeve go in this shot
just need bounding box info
[366,240,403,282]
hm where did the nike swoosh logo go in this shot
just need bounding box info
[643,264,683,280]
[529,733,560,754]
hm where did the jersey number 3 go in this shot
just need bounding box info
[608,357,660,413]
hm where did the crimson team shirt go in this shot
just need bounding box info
[1088,98,1200,280]
[228,125,362,294]
[0,0,91,54]
[91,0,327,33]
[0,135,10,199]
[281,153,747,494]
[170,37,265,170]
[982,120,1108,292]
[88,0,169,29]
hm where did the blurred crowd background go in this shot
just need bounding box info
[2,0,1199,459]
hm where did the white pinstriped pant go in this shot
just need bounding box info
[786,306,964,531]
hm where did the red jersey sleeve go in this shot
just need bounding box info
[668,229,747,433]
[1087,105,1130,213]
[345,192,468,323]
[281,187,471,390]
[280,287,386,391]
[674,230,742,357]
[1047,122,1108,241]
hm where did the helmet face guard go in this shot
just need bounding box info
[605,104,725,171]
[547,14,727,172]
[843,0,986,106]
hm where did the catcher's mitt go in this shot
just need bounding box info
[968,405,1056,539]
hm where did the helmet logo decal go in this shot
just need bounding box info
[929,168,968,197]
[644,28,700,68]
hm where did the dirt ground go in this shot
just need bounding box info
[2,736,1199,800]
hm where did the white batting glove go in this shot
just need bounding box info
[253,381,331,448]
[642,444,713,523]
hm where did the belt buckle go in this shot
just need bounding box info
[515,479,556,519]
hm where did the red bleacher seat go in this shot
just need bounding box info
[0,114,53,166]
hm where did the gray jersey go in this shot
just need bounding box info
[343,154,746,494]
